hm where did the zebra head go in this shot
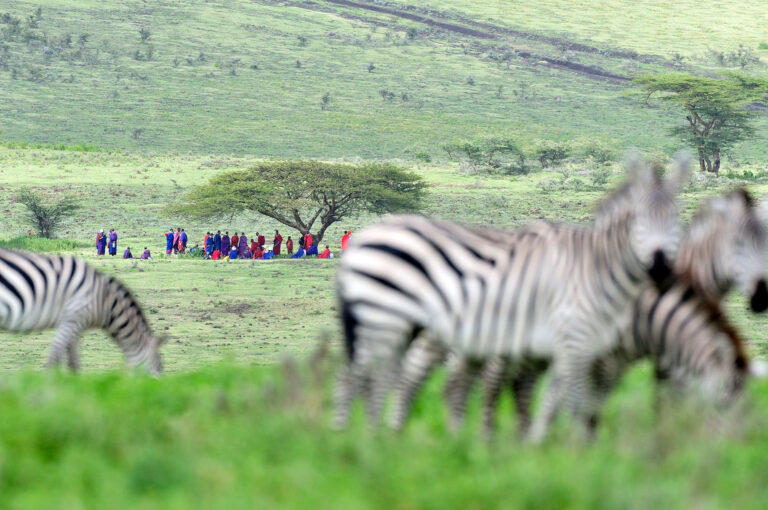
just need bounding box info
[700,190,768,312]
[123,331,165,377]
[623,153,690,284]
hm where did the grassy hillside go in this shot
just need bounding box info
[0,1,767,159]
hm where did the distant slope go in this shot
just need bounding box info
[0,0,765,159]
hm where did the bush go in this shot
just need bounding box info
[581,141,617,165]
[443,137,530,175]
[414,152,431,163]
[590,166,612,188]
[759,42,768,51]
[535,141,571,168]
[14,187,82,238]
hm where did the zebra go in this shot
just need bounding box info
[334,154,689,429]
[0,248,165,375]
[441,188,768,439]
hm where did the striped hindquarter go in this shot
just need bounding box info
[0,248,163,375]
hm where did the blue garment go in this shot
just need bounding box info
[291,248,306,259]
[306,244,318,256]
[180,232,188,248]
[205,237,214,254]
[229,248,239,260]
[263,250,274,260]
[165,232,174,253]
[213,233,222,251]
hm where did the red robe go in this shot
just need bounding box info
[250,241,258,254]
[304,234,313,251]
[231,234,239,249]
[253,248,265,259]
[258,234,266,248]
[319,248,331,259]
[286,239,293,254]
[273,234,283,255]
[341,234,350,251]
[212,249,221,260]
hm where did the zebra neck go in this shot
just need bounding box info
[675,236,730,302]
[590,212,645,290]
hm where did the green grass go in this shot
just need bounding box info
[0,236,87,252]
[3,360,768,509]
[1,1,767,160]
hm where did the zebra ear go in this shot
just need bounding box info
[749,358,768,379]
[666,151,692,193]
[625,152,652,186]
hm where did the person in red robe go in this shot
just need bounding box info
[250,239,259,255]
[304,233,313,252]
[212,249,221,261]
[252,246,265,259]
[258,232,266,249]
[341,230,351,251]
[273,230,283,255]
[318,245,331,259]
[231,233,239,250]
[286,236,293,254]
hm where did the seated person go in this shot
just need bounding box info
[290,248,306,259]
[212,249,221,261]
[263,248,274,260]
[140,247,152,260]
[252,246,265,259]
[123,247,133,259]
[229,246,239,260]
[189,243,200,255]
[306,242,319,257]
[318,245,331,259]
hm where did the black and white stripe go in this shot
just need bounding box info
[334,156,689,429]
[449,189,768,439]
[0,248,164,375]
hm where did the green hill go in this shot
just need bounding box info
[1,0,767,159]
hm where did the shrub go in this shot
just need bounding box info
[444,137,530,175]
[15,187,82,238]
[590,166,612,188]
[320,92,330,111]
[414,152,431,163]
[139,28,151,42]
[759,42,768,51]
[581,141,617,165]
[535,141,571,168]
[466,75,475,85]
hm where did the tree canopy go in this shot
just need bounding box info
[633,72,768,174]
[172,160,426,241]
[15,187,81,238]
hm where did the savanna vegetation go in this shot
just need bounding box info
[2,0,768,508]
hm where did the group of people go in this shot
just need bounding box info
[95,229,118,256]
[98,226,354,262]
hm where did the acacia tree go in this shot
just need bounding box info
[633,73,768,174]
[15,187,81,238]
[173,160,426,241]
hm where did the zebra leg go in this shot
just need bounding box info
[389,335,446,431]
[527,371,565,444]
[444,357,482,432]
[66,337,81,372]
[333,364,362,430]
[46,319,84,370]
[481,357,509,439]
[364,360,398,426]
[510,361,546,438]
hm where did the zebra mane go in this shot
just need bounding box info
[672,269,749,372]
[104,274,149,325]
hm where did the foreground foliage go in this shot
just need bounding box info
[2,359,768,509]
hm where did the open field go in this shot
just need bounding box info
[1,1,768,159]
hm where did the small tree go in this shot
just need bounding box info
[16,187,81,238]
[139,27,151,42]
[172,161,426,241]
[633,72,768,174]
[320,92,330,110]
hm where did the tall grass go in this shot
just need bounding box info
[0,236,87,252]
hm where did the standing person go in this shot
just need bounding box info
[257,232,266,249]
[304,232,313,253]
[213,230,222,253]
[96,230,106,255]
[286,236,294,255]
[341,230,352,252]
[203,232,210,252]
[318,245,331,259]
[273,230,283,255]
[205,232,214,259]
[173,228,181,254]
[180,228,188,253]
[238,232,249,259]
[165,229,174,255]
[221,231,230,256]
[108,229,118,256]
[231,232,239,251]
[298,236,305,251]
[123,246,133,259]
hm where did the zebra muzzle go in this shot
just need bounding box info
[750,279,768,313]
[648,250,672,287]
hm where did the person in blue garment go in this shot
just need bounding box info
[205,232,214,258]
[108,229,118,256]
[229,245,239,260]
[123,247,133,259]
[291,247,306,259]
[263,248,274,260]
[306,241,319,257]
[165,229,174,255]
[221,231,230,256]
[213,230,222,252]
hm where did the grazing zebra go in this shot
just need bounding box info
[0,248,165,375]
[334,155,689,429]
[443,188,768,438]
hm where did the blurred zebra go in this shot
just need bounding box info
[334,155,689,429]
[0,248,165,375]
[465,188,768,440]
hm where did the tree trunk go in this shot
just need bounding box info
[712,147,721,175]
[697,146,706,173]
